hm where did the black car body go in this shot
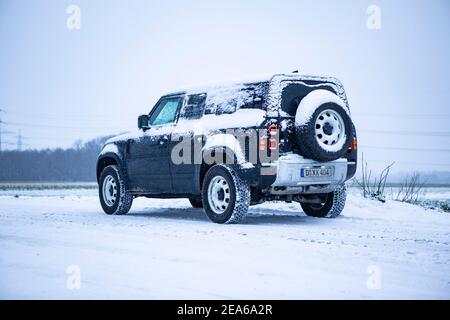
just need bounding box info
[97,73,357,223]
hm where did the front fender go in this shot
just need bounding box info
[96,144,125,182]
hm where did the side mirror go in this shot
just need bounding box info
[137,114,150,130]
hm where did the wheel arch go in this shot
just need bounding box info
[202,133,246,164]
[96,153,123,183]
[199,144,240,191]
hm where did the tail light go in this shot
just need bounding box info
[268,124,278,151]
[268,124,278,136]
[268,139,278,151]
[259,123,279,152]
[348,138,357,152]
[259,139,267,151]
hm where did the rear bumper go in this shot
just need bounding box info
[238,154,356,193]
[256,154,354,194]
[271,156,351,186]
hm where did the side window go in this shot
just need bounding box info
[149,97,182,126]
[215,100,237,115]
[205,94,237,116]
[179,94,206,120]
[203,83,269,115]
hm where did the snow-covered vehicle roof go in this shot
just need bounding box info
[166,73,344,96]
[164,73,348,117]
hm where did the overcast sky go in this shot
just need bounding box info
[0,0,449,172]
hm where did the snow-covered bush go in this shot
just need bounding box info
[354,156,428,206]
[354,154,393,203]
[393,172,426,205]
[441,203,450,212]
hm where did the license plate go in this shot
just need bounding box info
[301,167,333,178]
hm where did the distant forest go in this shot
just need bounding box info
[0,136,112,182]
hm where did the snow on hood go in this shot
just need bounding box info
[105,131,140,144]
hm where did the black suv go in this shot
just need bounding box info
[97,73,357,223]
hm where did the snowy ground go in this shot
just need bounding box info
[0,188,449,299]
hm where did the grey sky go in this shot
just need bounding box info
[0,0,449,172]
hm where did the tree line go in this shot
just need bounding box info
[0,136,112,182]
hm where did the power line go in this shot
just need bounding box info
[4,120,449,137]
[2,109,132,128]
[363,159,450,168]
[359,129,450,137]
[3,120,127,131]
[352,113,450,119]
[0,110,30,151]
[0,141,30,148]
[4,108,134,121]
[363,145,450,153]
[0,128,15,152]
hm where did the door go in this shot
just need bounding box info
[126,95,184,194]
[170,93,206,194]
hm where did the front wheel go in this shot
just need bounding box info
[300,184,346,218]
[99,165,133,215]
[202,165,250,224]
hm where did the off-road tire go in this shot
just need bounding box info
[188,198,203,208]
[296,102,353,162]
[301,184,346,218]
[99,165,133,215]
[202,165,250,224]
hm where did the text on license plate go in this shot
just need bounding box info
[301,167,333,178]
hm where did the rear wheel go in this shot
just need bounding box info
[300,184,346,218]
[99,165,133,215]
[202,165,250,224]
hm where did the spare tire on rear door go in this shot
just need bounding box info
[295,89,353,162]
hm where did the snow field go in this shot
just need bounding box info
[0,189,449,299]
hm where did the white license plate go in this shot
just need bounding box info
[301,167,333,178]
